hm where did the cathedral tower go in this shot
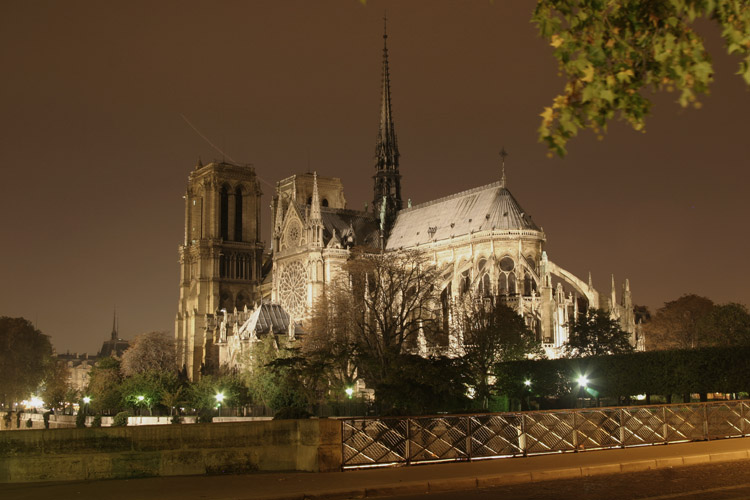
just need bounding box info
[372,18,402,241]
[175,160,264,380]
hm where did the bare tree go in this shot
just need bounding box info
[338,249,442,391]
[120,331,176,377]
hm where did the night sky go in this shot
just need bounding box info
[2,1,748,354]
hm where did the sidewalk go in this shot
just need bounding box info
[4,437,750,500]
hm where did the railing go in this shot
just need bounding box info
[341,400,749,468]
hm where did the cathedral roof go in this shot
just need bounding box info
[386,181,540,249]
[320,208,380,248]
[254,303,305,335]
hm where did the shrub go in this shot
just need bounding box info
[197,412,214,424]
[16,412,21,428]
[170,415,182,424]
[43,411,51,429]
[3,412,12,429]
[91,415,102,428]
[112,411,130,427]
[25,418,33,428]
[273,406,312,420]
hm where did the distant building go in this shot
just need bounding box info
[97,310,129,359]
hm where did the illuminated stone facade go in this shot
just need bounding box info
[186,26,638,376]
[175,161,264,380]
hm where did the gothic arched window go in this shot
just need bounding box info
[479,273,491,297]
[508,273,517,295]
[234,186,243,242]
[220,186,229,240]
[459,270,471,296]
[440,284,451,332]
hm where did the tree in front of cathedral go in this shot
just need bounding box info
[344,249,445,408]
[120,331,176,377]
[563,308,634,357]
[695,302,750,347]
[643,294,715,350]
[0,316,53,408]
[534,0,750,156]
[454,295,544,410]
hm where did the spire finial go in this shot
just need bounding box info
[499,147,508,188]
[383,11,388,40]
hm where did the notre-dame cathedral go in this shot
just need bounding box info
[175,26,637,380]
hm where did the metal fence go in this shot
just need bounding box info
[341,400,750,468]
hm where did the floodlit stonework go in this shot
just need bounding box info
[175,161,264,380]
[179,25,638,378]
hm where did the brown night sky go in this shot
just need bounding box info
[1,1,748,354]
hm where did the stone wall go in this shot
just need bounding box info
[0,418,342,483]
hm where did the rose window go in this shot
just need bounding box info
[279,260,307,317]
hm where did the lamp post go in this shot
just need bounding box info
[345,388,353,416]
[215,392,225,417]
[137,395,145,416]
[576,375,589,408]
[523,379,532,411]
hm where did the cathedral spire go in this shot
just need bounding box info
[310,172,322,223]
[111,306,118,341]
[372,14,402,239]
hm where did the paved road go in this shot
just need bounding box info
[386,460,750,500]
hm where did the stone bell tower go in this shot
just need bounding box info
[175,160,264,380]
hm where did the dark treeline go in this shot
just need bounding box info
[497,345,750,408]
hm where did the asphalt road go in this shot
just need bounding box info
[385,460,750,500]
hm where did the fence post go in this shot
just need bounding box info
[405,418,411,465]
[662,406,668,444]
[619,408,625,448]
[572,411,579,452]
[521,413,527,457]
[742,402,746,436]
[466,416,472,461]
[703,403,709,441]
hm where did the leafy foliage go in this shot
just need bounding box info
[533,0,750,156]
[644,294,714,349]
[120,370,179,415]
[696,302,750,346]
[0,317,53,406]
[112,411,130,427]
[120,331,176,377]
[563,308,634,357]
[188,374,248,412]
[86,357,123,415]
[455,295,544,408]
[500,345,750,404]
[372,354,470,415]
[40,360,71,411]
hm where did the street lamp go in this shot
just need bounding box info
[576,375,589,408]
[345,388,353,399]
[82,396,91,405]
[215,392,225,417]
[524,379,532,387]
